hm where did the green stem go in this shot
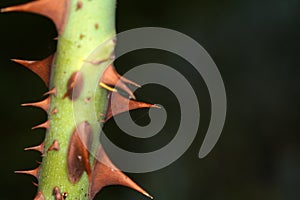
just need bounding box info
[39,0,116,199]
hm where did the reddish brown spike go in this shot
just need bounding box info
[15,166,40,179]
[34,191,45,200]
[53,187,63,200]
[51,107,58,115]
[105,92,159,122]
[11,54,54,87]
[22,97,50,112]
[44,87,57,96]
[89,145,153,200]
[24,142,45,154]
[32,181,39,187]
[67,121,93,183]
[32,120,50,130]
[100,65,140,99]
[63,71,84,100]
[47,140,60,152]
[1,0,70,34]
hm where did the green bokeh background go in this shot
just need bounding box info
[0,0,299,199]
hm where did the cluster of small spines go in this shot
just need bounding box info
[2,0,156,199]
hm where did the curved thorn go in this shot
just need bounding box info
[32,120,50,130]
[22,97,50,113]
[24,142,45,154]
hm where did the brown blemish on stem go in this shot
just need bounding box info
[79,34,85,40]
[94,23,99,29]
[63,71,83,100]
[76,1,83,11]
[67,121,93,183]
[47,140,60,152]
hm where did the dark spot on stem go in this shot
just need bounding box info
[95,23,99,29]
[76,1,82,11]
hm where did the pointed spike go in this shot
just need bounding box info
[34,191,45,200]
[67,121,93,184]
[105,92,157,121]
[47,140,60,152]
[53,187,63,200]
[1,0,70,34]
[50,107,58,115]
[89,145,152,199]
[44,87,57,96]
[63,71,84,100]
[11,54,54,87]
[24,142,45,154]
[32,181,39,187]
[22,97,50,112]
[100,65,139,99]
[32,120,50,130]
[15,166,40,179]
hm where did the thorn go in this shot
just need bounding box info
[47,140,60,152]
[63,71,83,100]
[100,65,140,99]
[24,142,45,154]
[51,107,58,115]
[22,97,50,113]
[34,191,45,200]
[11,54,54,87]
[15,166,40,179]
[32,120,50,130]
[1,0,70,34]
[44,87,57,96]
[53,187,63,200]
[89,145,153,199]
[32,181,39,187]
[105,92,157,121]
[67,121,93,184]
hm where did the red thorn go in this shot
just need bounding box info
[32,120,50,130]
[1,0,70,34]
[105,92,157,121]
[63,71,84,100]
[53,187,63,200]
[32,182,39,187]
[11,54,54,87]
[44,87,57,96]
[24,142,45,154]
[51,108,58,115]
[89,145,153,199]
[100,65,140,99]
[22,97,50,113]
[47,140,60,152]
[15,166,40,179]
[34,191,45,200]
[67,121,93,184]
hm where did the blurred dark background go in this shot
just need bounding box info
[0,0,299,199]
